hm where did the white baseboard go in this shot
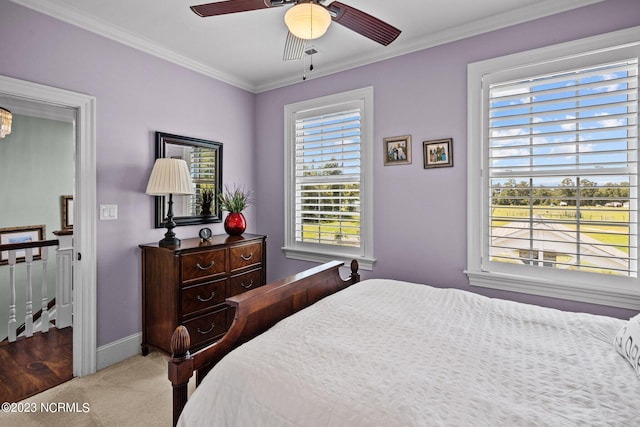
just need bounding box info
[96,332,142,370]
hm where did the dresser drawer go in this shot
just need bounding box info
[228,268,263,298]
[181,279,226,317]
[229,242,263,271]
[181,249,226,284]
[182,308,227,349]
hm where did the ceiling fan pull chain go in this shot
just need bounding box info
[304,3,314,78]
[302,63,306,81]
[302,40,307,80]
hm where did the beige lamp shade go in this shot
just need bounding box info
[284,3,331,40]
[146,158,194,196]
[0,107,12,138]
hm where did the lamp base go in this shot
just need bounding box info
[159,193,180,247]
[159,236,180,247]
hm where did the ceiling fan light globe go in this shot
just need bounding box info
[284,3,331,40]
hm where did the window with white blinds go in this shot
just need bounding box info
[189,147,218,196]
[489,59,639,277]
[294,108,361,247]
[284,87,375,270]
[467,28,640,308]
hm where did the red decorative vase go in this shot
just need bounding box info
[224,212,246,236]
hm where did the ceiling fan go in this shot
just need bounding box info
[190,0,402,51]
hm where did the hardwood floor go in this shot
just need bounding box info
[0,327,73,402]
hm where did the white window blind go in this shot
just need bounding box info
[190,146,218,212]
[284,87,374,270]
[190,147,217,189]
[488,59,639,276]
[294,108,362,248]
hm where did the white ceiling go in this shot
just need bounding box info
[11,0,605,93]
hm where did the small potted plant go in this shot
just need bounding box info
[218,184,253,236]
[199,187,215,216]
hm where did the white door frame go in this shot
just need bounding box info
[0,75,97,376]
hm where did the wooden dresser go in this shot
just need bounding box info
[139,233,266,355]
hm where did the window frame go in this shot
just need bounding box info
[283,87,375,270]
[467,27,640,309]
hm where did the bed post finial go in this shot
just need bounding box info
[350,259,360,283]
[169,325,194,426]
[171,325,191,360]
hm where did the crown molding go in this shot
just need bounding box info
[10,0,606,94]
[254,0,606,92]
[8,0,254,92]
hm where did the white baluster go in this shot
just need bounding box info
[41,246,50,333]
[7,250,17,342]
[25,248,33,338]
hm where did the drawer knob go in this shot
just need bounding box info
[197,323,215,335]
[196,291,216,302]
[240,252,254,261]
[240,279,254,289]
[196,261,215,270]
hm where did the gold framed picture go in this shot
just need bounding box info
[383,135,412,165]
[423,138,453,169]
[62,195,73,230]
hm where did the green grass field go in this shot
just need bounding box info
[299,206,632,254]
[301,220,360,246]
[491,206,631,252]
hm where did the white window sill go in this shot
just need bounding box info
[283,246,376,271]
[465,269,640,310]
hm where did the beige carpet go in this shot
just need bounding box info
[0,351,193,427]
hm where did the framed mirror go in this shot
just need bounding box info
[154,132,223,228]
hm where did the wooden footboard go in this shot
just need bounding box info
[168,260,360,426]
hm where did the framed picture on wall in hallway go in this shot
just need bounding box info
[383,135,412,165]
[0,224,46,265]
[61,195,73,230]
[423,138,453,169]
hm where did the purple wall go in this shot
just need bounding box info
[255,0,640,319]
[0,1,257,346]
[1,0,638,350]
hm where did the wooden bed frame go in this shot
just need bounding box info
[168,260,360,426]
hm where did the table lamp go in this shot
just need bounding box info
[146,158,194,247]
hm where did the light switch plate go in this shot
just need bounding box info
[100,204,118,220]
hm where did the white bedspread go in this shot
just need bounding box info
[178,279,640,426]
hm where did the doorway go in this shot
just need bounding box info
[0,75,97,377]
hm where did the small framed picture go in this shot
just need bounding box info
[383,135,412,165]
[423,138,453,169]
[0,224,46,265]
[62,195,73,230]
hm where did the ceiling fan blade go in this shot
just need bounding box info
[191,0,276,17]
[283,31,305,61]
[326,1,401,46]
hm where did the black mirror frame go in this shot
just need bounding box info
[154,131,223,229]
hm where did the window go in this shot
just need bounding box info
[284,87,375,270]
[467,28,640,309]
[190,146,218,213]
